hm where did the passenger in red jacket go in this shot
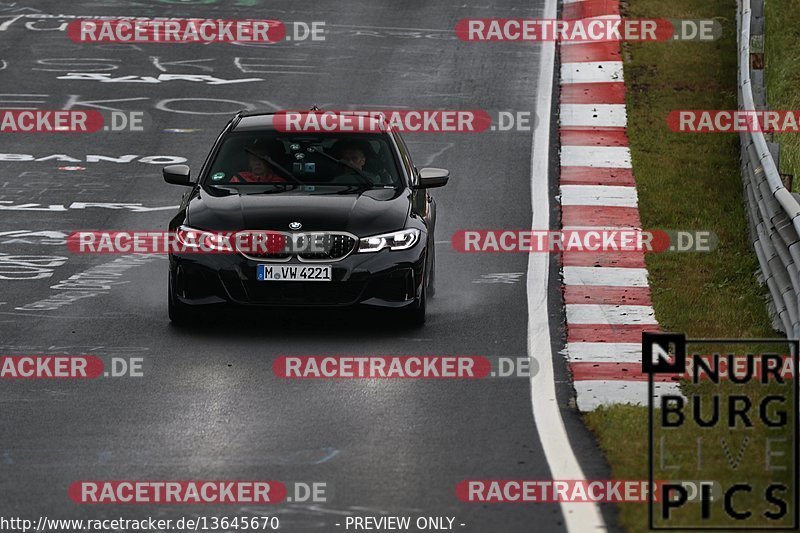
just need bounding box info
[230,142,287,184]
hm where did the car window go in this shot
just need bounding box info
[204,132,402,190]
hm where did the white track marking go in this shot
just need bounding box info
[573,381,683,411]
[528,0,606,529]
[561,146,632,168]
[563,266,649,287]
[560,104,628,127]
[560,184,638,207]
[566,304,658,325]
[583,15,623,21]
[561,61,624,84]
[566,342,643,362]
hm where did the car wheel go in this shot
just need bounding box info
[399,278,426,326]
[168,275,192,325]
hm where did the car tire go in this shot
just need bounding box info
[168,275,192,325]
[399,278,426,326]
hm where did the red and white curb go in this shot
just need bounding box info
[559,0,680,411]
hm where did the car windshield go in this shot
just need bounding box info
[204,132,403,192]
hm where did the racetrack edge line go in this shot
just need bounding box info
[527,0,606,530]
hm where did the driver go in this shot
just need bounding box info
[230,141,287,183]
[339,145,366,171]
[331,141,370,172]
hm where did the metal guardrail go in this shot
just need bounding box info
[738,0,800,336]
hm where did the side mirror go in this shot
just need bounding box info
[413,167,450,189]
[163,164,192,186]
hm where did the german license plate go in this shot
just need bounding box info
[257,264,332,281]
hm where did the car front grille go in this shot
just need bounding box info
[237,231,358,262]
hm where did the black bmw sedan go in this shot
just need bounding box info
[163,110,449,325]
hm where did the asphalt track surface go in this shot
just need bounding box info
[0,1,616,531]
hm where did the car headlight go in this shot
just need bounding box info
[176,225,233,252]
[358,229,420,252]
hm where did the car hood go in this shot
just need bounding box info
[186,187,412,235]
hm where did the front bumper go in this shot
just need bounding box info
[169,243,427,309]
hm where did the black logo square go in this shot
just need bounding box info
[642,332,686,374]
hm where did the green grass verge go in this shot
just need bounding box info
[581,1,790,530]
[621,0,774,338]
[765,0,800,191]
